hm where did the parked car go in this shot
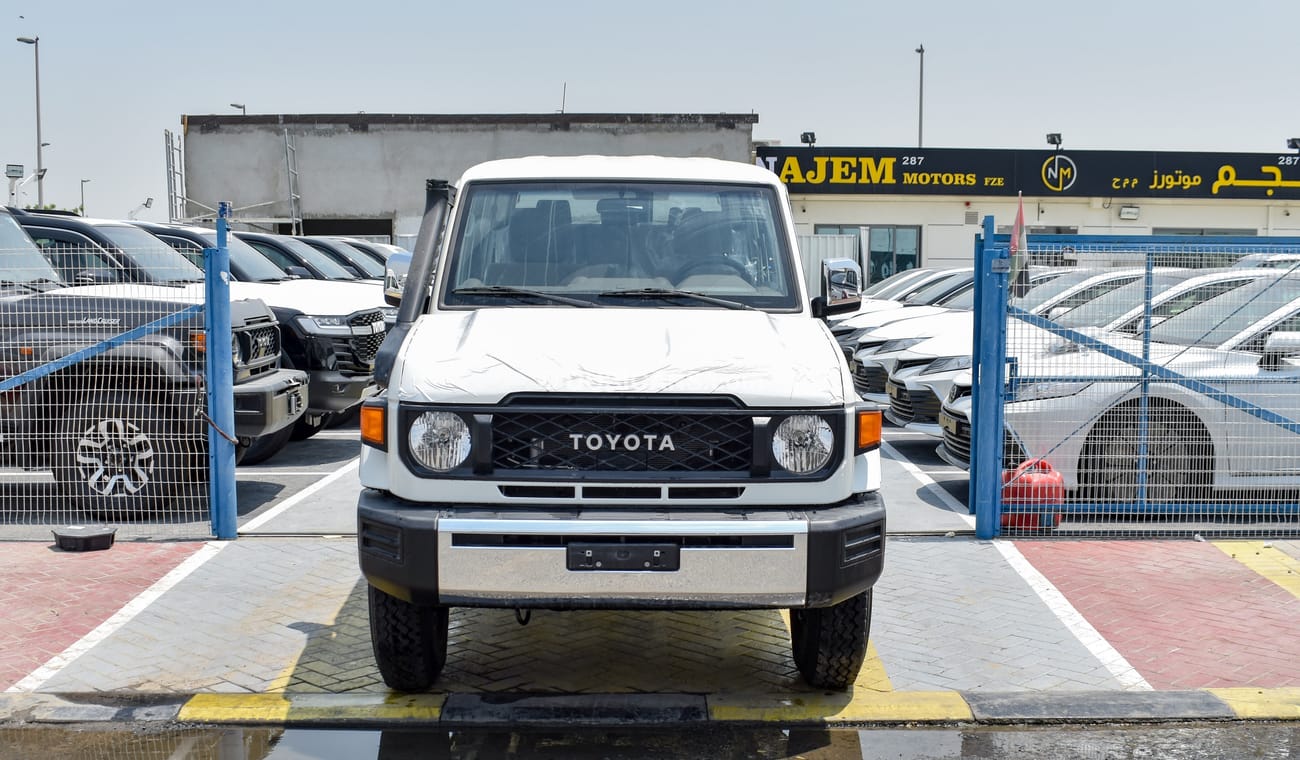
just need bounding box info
[234,231,368,282]
[135,222,391,459]
[296,236,386,282]
[1004,275,1300,499]
[327,236,407,267]
[0,209,305,510]
[935,372,973,469]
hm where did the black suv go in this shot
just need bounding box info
[0,209,305,514]
[134,221,388,461]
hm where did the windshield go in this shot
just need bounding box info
[1149,276,1300,348]
[0,213,63,283]
[903,271,972,305]
[1054,273,1185,328]
[1011,269,1103,312]
[171,229,292,282]
[253,235,356,279]
[306,238,385,278]
[864,268,930,298]
[97,225,204,283]
[441,180,799,310]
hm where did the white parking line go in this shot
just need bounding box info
[884,439,1151,691]
[880,441,975,527]
[238,459,359,533]
[6,542,227,692]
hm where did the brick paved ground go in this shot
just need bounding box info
[1018,540,1300,689]
[0,541,201,690]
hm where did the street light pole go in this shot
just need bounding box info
[16,36,43,207]
[80,179,90,216]
[915,44,925,149]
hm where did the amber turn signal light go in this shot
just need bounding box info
[855,408,882,454]
[360,401,386,450]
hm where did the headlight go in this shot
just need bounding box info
[771,415,834,474]
[231,334,246,367]
[877,337,925,354]
[294,315,353,336]
[408,411,472,472]
[1008,381,1091,402]
[923,355,971,374]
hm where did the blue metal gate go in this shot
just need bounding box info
[970,218,1300,539]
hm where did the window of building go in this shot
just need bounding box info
[1152,228,1257,236]
[815,224,921,284]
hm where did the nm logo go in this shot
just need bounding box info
[1041,154,1077,192]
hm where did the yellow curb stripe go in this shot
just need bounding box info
[1212,541,1300,600]
[1208,688,1300,720]
[708,690,972,723]
[178,693,444,723]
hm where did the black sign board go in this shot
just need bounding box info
[754,146,1300,200]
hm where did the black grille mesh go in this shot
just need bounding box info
[493,411,752,472]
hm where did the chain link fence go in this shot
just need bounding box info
[1,210,251,541]
[971,224,1300,539]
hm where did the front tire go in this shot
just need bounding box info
[368,585,449,692]
[790,589,871,691]
[54,389,205,518]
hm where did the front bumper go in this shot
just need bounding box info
[232,368,309,438]
[305,369,377,416]
[357,490,885,610]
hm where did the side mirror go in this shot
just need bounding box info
[74,268,118,285]
[1261,331,1300,369]
[814,258,862,320]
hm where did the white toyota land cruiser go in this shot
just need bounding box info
[357,155,885,691]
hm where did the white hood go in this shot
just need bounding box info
[49,280,385,316]
[394,309,850,406]
[227,279,386,316]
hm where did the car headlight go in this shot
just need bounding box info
[1008,381,1091,402]
[923,355,971,374]
[293,315,354,336]
[409,411,472,472]
[771,415,834,474]
[876,337,924,354]
[231,334,246,367]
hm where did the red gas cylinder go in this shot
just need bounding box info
[1000,458,1064,529]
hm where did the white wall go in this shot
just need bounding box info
[182,115,756,239]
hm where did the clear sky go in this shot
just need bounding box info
[2,0,1295,221]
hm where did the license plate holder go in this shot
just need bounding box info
[939,411,959,435]
[567,543,680,571]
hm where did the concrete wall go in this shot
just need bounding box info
[181,114,758,239]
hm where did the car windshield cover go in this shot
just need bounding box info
[98,225,204,282]
[1149,276,1300,348]
[0,213,63,283]
[441,180,799,311]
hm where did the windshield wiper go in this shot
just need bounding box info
[452,286,596,308]
[598,288,755,311]
[0,279,48,293]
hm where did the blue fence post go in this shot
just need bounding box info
[972,215,1009,539]
[206,202,237,539]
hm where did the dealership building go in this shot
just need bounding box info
[174,113,1300,281]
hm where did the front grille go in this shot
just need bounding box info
[351,330,385,363]
[887,381,913,423]
[853,362,888,395]
[494,411,752,473]
[910,388,942,424]
[349,310,385,329]
[243,325,280,363]
[942,415,971,466]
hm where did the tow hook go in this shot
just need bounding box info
[514,608,532,626]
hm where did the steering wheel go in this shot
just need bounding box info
[672,256,754,285]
